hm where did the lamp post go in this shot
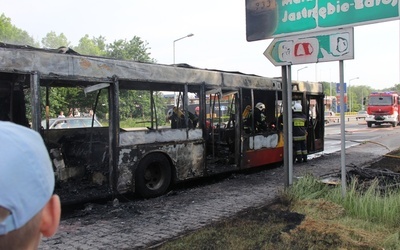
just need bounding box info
[361,90,365,111]
[173,33,194,64]
[296,66,308,81]
[348,77,359,112]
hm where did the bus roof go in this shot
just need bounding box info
[0,43,322,93]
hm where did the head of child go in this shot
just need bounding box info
[0,122,61,250]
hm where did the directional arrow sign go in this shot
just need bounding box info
[264,27,354,66]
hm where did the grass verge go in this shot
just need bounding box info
[157,174,400,250]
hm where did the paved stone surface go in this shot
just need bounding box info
[39,127,400,250]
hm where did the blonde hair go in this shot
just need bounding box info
[0,207,42,250]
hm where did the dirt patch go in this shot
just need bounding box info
[369,149,400,173]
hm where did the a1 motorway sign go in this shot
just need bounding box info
[246,0,399,41]
[264,27,354,66]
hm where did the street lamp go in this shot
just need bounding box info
[348,77,359,112]
[297,66,308,81]
[361,90,365,111]
[173,33,194,64]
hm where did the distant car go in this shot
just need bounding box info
[41,117,102,129]
[356,110,368,120]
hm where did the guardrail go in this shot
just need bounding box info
[325,115,366,124]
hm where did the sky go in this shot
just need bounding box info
[1,0,399,90]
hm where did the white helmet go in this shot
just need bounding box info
[167,109,174,119]
[255,102,265,111]
[292,103,303,112]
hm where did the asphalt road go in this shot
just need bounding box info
[39,122,400,250]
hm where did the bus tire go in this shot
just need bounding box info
[367,122,372,128]
[135,153,171,198]
[392,122,396,127]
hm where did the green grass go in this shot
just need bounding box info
[119,118,169,128]
[286,175,400,227]
[158,175,400,250]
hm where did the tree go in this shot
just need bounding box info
[0,14,38,46]
[349,85,372,112]
[104,36,157,121]
[0,15,162,122]
[41,31,70,49]
[106,36,155,62]
[388,84,400,93]
[321,81,336,97]
[74,35,107,56]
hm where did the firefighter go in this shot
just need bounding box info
[292,103,308,163]
[254,102,267,132]
[243,102,268,133]
[189,107,199,128]
[167,107,197,129]
[166,108,184,129]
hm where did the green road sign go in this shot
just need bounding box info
[264,28,354,66]
[246,0,399,41]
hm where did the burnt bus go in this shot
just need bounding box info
[0,43,325,204]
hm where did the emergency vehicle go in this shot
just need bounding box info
[366,92,400,127]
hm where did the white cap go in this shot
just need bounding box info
[0,122,54,235]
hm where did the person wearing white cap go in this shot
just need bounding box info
[0,122,61,250]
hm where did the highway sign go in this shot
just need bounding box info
[246,0,399,41]
[264,28,354,66]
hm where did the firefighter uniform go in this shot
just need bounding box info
[292,103,308,163]
[243,103,267,133]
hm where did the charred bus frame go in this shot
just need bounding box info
[0,43,325,203]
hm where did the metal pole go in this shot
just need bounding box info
[339,60,346,197]
[361,91,364,110]
[173,33,194,64]
[30,71,41,132]
[287,65,293,185]
[282,66,289,187]
[296,66,307,81]
[173,42,176,64]
[348,77,359,112]
[349,84,352,112]
[282,65,293,187]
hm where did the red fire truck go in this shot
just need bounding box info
[366,92,400,127]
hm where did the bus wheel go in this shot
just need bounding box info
[393,122,396,127]
[367,122,372,128]
[135,153,171,198]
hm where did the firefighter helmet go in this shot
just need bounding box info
[292,103,303,112]
[255,102,265,111]
[167,109,174,119]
